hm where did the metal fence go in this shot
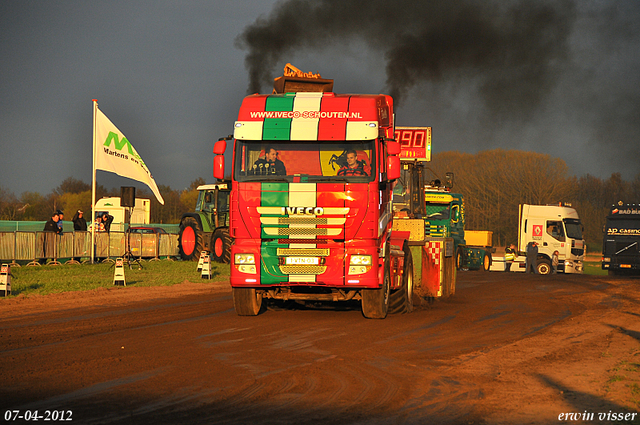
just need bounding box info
[0,231,179,265]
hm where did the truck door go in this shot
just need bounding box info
[544,220,565,253]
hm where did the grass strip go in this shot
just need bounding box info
[2,260,229,297]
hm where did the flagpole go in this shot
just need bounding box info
[91,99,98,264]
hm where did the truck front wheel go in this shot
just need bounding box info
[389,243,414,314]
[536,259,552,275]
[233,287,263,316]
[178,217,203,261]
[362,261,390,319]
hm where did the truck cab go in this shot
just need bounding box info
[602,202,640,275]
[518,204,584,274]
[213,83,410,318]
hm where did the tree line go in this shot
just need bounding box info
[1,150,638,252]
[426,150,640,252]
[0,177,206,226]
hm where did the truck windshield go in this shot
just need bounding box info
[563,218,583,239]
[234,140,375,183]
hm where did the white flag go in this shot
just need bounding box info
[94,107,164,205]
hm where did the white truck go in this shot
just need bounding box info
[490,203,585,274]
[94,197,151,232]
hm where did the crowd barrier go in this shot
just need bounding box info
[0,231,179,266]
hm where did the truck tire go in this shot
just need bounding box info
[362,249,391,319]
[536,259,552,275]
[178,217,203,261]
[455,248,465,270]
[481,252,492,271]
[389,244,414,314]
[233,287,263,316]
[211,229,232,263]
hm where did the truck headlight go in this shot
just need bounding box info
[234,253,255,264]
[235,253,256,274]
[349,255,372,275]
[603,257,611,262]
[350,255,372,265]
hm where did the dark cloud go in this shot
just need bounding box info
[237,0,577,119]
[1,1,638,198]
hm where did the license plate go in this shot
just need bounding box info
[285,257,320,265]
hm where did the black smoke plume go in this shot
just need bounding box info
[236,0,577,115]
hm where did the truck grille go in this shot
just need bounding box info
[264,228,342,236]
[279,265,327,275]
[273,217,332,225]
[257,202,349,240]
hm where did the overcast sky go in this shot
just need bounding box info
[1,0,639,198]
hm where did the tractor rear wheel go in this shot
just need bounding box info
[211,228,232,263]
[178,217,203,261]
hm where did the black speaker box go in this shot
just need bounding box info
[120,186,136,208]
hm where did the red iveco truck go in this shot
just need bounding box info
[212,76,413,318]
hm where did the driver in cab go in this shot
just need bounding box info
[337,150,369,176]
[253,146,287,175]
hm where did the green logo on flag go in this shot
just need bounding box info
[103,131,145,166]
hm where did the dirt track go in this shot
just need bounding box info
[1,271,640,424]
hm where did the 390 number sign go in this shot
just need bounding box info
[395,127,431,161]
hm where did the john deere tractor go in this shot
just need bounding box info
[178,183,231,262]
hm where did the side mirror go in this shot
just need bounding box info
[213,139,227,180]
[387,140,400,155]
[213,155,224,180]
[213,139,227,155]
[387,156,401,180]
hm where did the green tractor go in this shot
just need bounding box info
[178,183,232,262]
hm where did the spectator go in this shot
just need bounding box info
[72,210,87,231]
[42,212,60,263]
[43,212,59,233]
[552,250,559,274]
[102,213,114,233]
[56,210,64,235]
[526,241,539,274]
[505,243,516,272]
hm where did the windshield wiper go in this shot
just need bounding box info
[616,241,638,255]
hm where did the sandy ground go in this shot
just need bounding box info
[1,270,639,424]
